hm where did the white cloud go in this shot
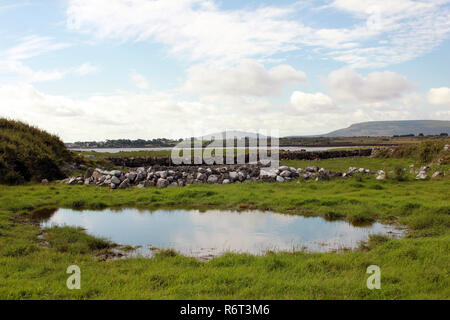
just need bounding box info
[4,35,71,61]
[183,60,306,97]
[0,37,98,83]
[0,82,376,141]
[290,91,336,113]
[67,0,308,66]
[74,62,99,76]
[327,68,415,103]
[66,0,450,68]
[324,0,450,67]
[0,60,66,82]
[129,71,150,89]
[427,87,450,106]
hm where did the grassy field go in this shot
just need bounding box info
[0,156,449,299]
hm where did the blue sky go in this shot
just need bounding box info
[0,0,449,141]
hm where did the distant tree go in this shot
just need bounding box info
[440,133,449,136]
[418,133,424,137]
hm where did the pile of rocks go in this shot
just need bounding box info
[61,164,382,189]
[414,166,445,180]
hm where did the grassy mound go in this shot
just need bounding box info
[0,118,75,184]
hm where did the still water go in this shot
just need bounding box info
[39,208,404,258]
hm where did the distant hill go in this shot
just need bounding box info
[323,120,450,137]
[200,130,268,140]
[0,118,75,184]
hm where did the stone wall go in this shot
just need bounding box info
[106,149,374,167]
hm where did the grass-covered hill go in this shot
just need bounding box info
[324,120,450,137]
[0,118,75,185]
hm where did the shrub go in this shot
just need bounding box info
[375,139,449,164]
[0,118,76,185]
[393,165,408,181]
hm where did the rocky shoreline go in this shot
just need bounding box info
[61,163,445,189]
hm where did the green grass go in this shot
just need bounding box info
[0,118,78,184]
[0,159,449,299]
[281,157,416,172]
[76,150,172,159]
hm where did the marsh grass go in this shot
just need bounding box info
[0,167,449,299]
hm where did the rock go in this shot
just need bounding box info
[110,183,117,189]
[305,166,319,173]
[111,170,122,177]
[145,180,155,187]
[84,179,91,186]
[111,176,121,185]
[92,170,103,181]
[444,144,449,152]
[222,179,231,184]
[432,171,444,178]
[347,167,358,174]
[169,182,178,187]
[301,172,314,179]
[229,172,238,181]
[118,178,130,189]
[376,170,386,180]
[84,168,94,179]
[278,166,289,172]
[156,178,169,189]
[68,178,78,185]
[196,173,207,181]
[259,169,277,181]
[276,176,285,183]
[135,172,146,183]
[207,175,219,184]
[219,167,228,173]
[127,172,137,182]
[41,179,49,185]
[156,171,168,179]
[415,171,427,180]
[280,170,291,178]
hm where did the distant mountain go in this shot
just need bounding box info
[323,120,450,137]
[199,130,268,140]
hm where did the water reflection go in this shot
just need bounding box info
[38,208,404,258]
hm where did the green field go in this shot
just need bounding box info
[0,156,449,299]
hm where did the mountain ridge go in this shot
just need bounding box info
[322,120,450,137]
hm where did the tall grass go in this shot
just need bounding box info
[0,118,75,184]
[375,140,449,164]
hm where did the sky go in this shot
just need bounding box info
[0,0,449,142]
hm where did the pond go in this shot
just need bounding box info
[38,208,405,258]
